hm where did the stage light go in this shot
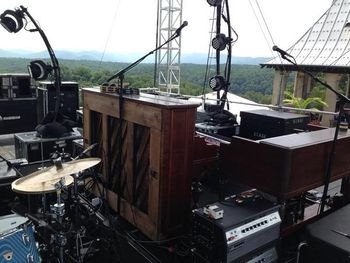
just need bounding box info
[0,9,24,33]
[209,75,226,91]
[212,33,229,51]
[28,60,52,80]
[207,0,223,7]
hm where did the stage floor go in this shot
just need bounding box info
[0,132,345,263]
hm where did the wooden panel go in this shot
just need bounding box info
[92,183,158,240]
[83,90,162,129]
[148,129,161,224]
[220,129,350,199]
[133,124,150,213]
[192,134,220,181]
[102,114,109,180]
[83,89,197,240]
[159,108,196,234]
[83,106,91,145]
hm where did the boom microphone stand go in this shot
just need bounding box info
[273,45,350,214]
[106,21,188,215]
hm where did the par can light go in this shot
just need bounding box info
[209,75,226,91]
[0,9,24,33]
[28,60,52,80]
[212,33,229,51]
[207,0,223,7]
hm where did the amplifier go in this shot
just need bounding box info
[239,109,309,140]
[192,190,281,263]
[37,81,79,122]
[14,129,82,162]
[303,204,350,262]
[0,99,38,135]
[195,122,238,138]
[240,243,279,263]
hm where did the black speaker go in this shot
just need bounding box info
[37,81,79,122]
[239,109,310,140]
[0,99,38,134]
[302,204,350,263]
[0,73,36,99]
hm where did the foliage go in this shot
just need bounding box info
[283,91,328,110]
[241,91,272,104]
[0,57,282,103]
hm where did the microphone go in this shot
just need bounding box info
[75,143,98,159]
[272,45,292,58]
[175,21,188,36]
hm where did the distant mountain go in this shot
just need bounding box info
[181,53,270,65]
[0,49,271,65]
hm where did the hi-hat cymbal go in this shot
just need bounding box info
[12,175,74,194]
[15,158,101,186]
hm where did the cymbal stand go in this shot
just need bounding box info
[41,193,47,216]
[72,172,81,226]
[52,177,67,263]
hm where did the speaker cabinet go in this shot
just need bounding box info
[239,109,310,140]
[37,81,79,122]
[0,73,36,99]
[0,99,38,134]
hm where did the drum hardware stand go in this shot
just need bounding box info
[51,177,67,263]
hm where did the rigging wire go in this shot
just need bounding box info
[254,0,276,48]
[248,0,289,108]
[248,0,276,60]
[98,0,122,67]
[248,0,287,67]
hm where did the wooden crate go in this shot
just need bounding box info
[82,88,199,240]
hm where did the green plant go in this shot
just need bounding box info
[283,91,328,110]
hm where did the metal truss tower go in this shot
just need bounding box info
[155,0,183,94]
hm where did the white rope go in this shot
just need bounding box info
[248,0,285,64]
[99,0,123,67]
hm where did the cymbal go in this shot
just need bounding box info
[14,157,101,186]
[12,175,74,194]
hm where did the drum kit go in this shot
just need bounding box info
[0,157,102,263]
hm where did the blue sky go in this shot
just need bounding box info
[0,0,332,58]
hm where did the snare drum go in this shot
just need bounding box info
[0,214,40,263]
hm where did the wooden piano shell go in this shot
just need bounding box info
[220,129,350,199]
[82,88,199,240]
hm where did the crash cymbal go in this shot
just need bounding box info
[15,158,101,185]
[12,175,74,194]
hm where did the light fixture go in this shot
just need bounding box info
[209,75,226,91]
[212,33,230,51]
[207,0,223,7]
[0,9,24,33]
[28,60,52,80]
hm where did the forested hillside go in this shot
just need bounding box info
[0,57,284,103]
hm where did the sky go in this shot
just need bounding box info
[0,0,334,58]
